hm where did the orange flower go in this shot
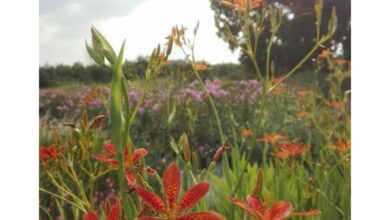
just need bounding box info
[298,98,310,105]
[241,128,253,138]
[274,142,308,159]
[334,59,351,66]
[333,138,351,153]
[271,76,284,84]
[257,133,287,144]
[221,0,264,12]
[318,48,332,59]
[93,143,154,186]
[135,163,225,220]
[193,63,209,71]
[39,144,63,162]
[230,195,321,220]
[324,101,341,109]
[297,111,308,118]
[165,26,187,49]
[297,89,312,97]
[93,143,148,167]
[83,211,99,220]
[83,201,121,220]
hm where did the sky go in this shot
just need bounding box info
[39,0,240,66]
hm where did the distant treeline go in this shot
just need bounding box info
[39,57,249,88]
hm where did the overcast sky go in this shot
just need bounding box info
[39,0,240,66]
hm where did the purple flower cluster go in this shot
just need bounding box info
[40,78,264,118]
[205,78,229,98]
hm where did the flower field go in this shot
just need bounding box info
[39,1,351,219]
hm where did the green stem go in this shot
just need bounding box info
[68,165,90,207]
[110,41,132,220]
[233,35,270,194]
[39,188,86,212]
[39,205,54,220]
[128,81,150,129]
[268,42,322,93]
[194,72,225,143]
[47,173,87,208]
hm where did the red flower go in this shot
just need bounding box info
[93,143,154,186]
[135,163,225,220]
[83,211,99,220]
[297,89,312,97]
[39,144,63,162]
[93,143,148,167]
[257,134,287,144]
[193,63,209,71]
[318,48,332,59]
[83,201,121,220]
[274,142,308,159]
[333,138,351,153]
[230,195,320,220]
[324,101,341,109]
[241,128,253,138]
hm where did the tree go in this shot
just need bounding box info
[210,0,350,74]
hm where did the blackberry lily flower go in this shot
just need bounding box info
[135,163,225,220]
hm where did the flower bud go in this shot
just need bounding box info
[213,144,231,162]
[191,151,200,169]
[180,133,191,163]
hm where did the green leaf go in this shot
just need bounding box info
[91,26,117,65]
[167,103,176,126]
[169,136,179,155]
[85,41,104,65]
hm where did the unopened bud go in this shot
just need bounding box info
[191,151,200,169]
[212,144,231,162]
[181,133,191,163]
[89,114,106,129]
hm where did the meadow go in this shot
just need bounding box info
[39,1,351,219]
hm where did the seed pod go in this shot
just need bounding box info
[169,136,179,155]
[81,110,88,130]
[212,144,231,162]
[180,133,191,163]
[89,114,106,129]
[191,151,200,169]
[207,161,217,175]
[102,199,111,217]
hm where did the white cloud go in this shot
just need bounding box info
[40,0,239,65]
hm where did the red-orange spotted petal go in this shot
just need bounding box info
[107,202,121,220]
[266,201,292,220]
[178,182,209,213]
[126,170,136,185]
[104,143,117,154]
[146,167,157,175]
[288,209,321,218]
[163,163,181,211]
[229,196,260,217]
[135,186,166,213]
[178,211,226,220]
[83,211,99,220]
[247,195,265,213]
[132,148,148,162]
